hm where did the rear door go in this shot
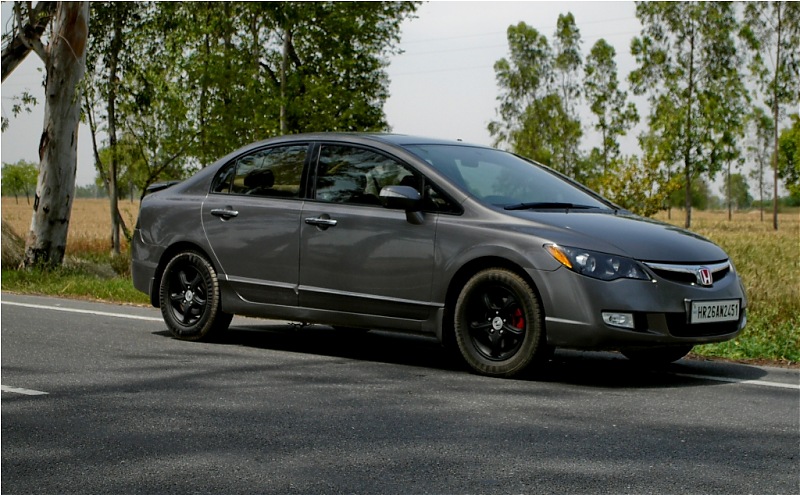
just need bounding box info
[298,143,438,321]
[201,143,309,305]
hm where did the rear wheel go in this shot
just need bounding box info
[454,268,548,377]
[621,345,694,365]
[159,251,232,341]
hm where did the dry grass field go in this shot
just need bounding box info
[2,197,141,255]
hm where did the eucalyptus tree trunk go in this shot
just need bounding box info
[107,11,122,256]
[771,8,782,231]
[23,3,89,268]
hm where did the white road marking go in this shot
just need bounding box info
[1,385,48,395]
[1,301,163,322]
[672,373,800,390]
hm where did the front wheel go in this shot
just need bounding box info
[453,269,548,377]
[159,251,232,341]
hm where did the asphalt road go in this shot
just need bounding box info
[2,293,798,495]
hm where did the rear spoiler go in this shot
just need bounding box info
[142,180,181,198]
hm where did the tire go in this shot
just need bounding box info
[621,345,694,365]
[159,251,233,341]
[454,268,548,377]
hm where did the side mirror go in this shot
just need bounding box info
[380,185,424,225]
[379,185,422,212]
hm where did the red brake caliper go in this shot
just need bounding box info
[512,308,525,329]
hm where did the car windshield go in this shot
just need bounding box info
[404,144,610,210]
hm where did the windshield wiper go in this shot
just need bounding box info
[503,202,600,211]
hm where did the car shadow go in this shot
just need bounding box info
[153,321,769,388]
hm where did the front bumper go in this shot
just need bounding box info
[528,264,747,350]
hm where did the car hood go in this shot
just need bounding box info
[511,210,728,263]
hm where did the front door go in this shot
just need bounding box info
[298,144,437,321]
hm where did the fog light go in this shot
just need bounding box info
[602,312,635,329]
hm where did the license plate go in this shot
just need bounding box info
[690,300,740,324]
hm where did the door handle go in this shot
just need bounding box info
[304,217,338,227]
[210,208,239,219]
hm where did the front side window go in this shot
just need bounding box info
[314,145,419,206]
[313,144,461,213]
[212,145,307,198]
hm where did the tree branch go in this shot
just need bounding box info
[1,1,56,81]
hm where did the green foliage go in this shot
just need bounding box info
[741,3,800,117]
[746,106,775,208]
[630,2,748,227]
[720,173,753,210]
[489,19,583,176]
[82,1,418,187]
[777,114,800,196]
[1,160,38,204]
[150,1,417,166]
[584,38,639,174]
[594,154,677,217]
[669,177,712,210]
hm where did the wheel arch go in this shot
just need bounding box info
[151,242,218,308]
[441,256,545,345]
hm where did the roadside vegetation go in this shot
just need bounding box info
[2,197,797,366]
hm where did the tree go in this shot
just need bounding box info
[2,2,89,268]
[84,2,148,254]
[742,2,800,230]
[630,2,747,228]
[602,153,677,217]
[153,2,417,166]
[551,13,583,178]
[1,160,38,204]
[746,106,775,221]
[1,1,54,81]
[489,21,582,175]
[669,177,712,211]
[583,38,639,178]
[777,113,800,197]
[720,173,753,211]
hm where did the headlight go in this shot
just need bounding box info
[544,244,651,281]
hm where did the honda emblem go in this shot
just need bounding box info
[697,267,713,286]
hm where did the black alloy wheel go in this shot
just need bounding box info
[454,268,548,377]
[159,251,232,341]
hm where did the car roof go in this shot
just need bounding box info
[262,132,490,150]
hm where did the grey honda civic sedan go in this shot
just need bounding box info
[132,133,747,377]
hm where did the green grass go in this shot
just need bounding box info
[1,263,150,306]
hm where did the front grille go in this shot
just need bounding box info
[644,261,731,286]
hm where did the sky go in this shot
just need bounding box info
[1,1,642,186]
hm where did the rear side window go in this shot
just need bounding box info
[211,145,307,198]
